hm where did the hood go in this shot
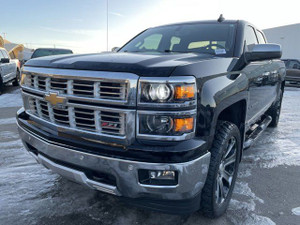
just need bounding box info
[24,52,216,77]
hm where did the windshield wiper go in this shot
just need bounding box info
[163,49,215,54]
[163,50,188,53]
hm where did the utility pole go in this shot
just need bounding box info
[2,32,7,39]
[107,0,109,51]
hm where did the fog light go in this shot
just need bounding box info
[149,170,176,180]
[146,115,173,134]
[138,169,178,186]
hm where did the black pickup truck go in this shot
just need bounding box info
[17,19,285,218]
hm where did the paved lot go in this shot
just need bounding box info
[0,84,299,225]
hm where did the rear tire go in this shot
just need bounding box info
[12,70,20,86]
[267,90,283,127]
[201,121,241,218]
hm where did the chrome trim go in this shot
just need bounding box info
[22,66,138,106]
[137,76,197,108]
[37,154,120,196]
[22,92,136,146]
[136,109,196,141]
[18,123,211,200]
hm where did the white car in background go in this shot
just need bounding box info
[0,47,20,94]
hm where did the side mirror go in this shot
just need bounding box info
[111,47,120,52]
[245,44,282,62]
[1,58,10,63]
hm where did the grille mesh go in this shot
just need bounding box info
[27,97,126,136]
[26,75,127,100]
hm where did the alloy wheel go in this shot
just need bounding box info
[215,136,237,204]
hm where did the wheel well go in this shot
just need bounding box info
[218,100,246,131]
[217,100,247,160]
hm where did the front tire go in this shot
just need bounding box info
[201,121,241,218]
[12,70,20,86]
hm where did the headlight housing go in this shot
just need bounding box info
[137,76,197,141]
[138,76,196,107]
[137,110,196,140]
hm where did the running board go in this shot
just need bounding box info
[243,115,272,149]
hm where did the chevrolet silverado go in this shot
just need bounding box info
[17,18,285,218]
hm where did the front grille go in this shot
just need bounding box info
[28,97,126,136]
[22,68,138,144]
[25,74,128,101]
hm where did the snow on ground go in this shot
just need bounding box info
[0,87,299,225]
[225,88,300,225]
[292,207,300,216]
[0,117,16,125]
[0,88,23,108]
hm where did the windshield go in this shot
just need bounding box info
[120,23,236,56]
[31,49,73,59]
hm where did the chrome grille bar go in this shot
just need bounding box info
[22,67,138,145]
[24,93,130,138]
[22,67,138,106]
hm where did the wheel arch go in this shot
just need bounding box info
[212,98,248,162]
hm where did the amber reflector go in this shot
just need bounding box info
[174,117,194,132]
[174,84,195,100]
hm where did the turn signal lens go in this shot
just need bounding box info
[175,85,195,100]
[174,117,194,132]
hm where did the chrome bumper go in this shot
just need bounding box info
[18,123,211,200]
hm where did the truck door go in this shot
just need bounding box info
[255,29,279,109]
[2,50,15,81]
[242,26,274,125]
[0,50,9,82]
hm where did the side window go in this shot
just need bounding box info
[0,50,4,59]
[244,26,258,45]
[2,50,9,58]
[256,30,266,44]
[289,60,300,69]
[138,34,162,50]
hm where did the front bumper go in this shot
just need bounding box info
[17,108,211,213]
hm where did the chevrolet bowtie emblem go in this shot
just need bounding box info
[44,92,66,106]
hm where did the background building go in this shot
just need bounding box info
[263,23,300,60]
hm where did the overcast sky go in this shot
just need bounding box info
[1,0,299,53]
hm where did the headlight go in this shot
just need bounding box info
[148,84,171,101]
[138,112,195,137]
[138,76,196,106]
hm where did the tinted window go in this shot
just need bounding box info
[245,26,258,45]
[31,49,73,59]
[256,30,266,44]
[120,23,236,56]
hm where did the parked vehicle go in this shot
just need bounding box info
[31,48,73,59]
[0,47,20,94]
[283,59,300,87]
[17,18,285,218]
